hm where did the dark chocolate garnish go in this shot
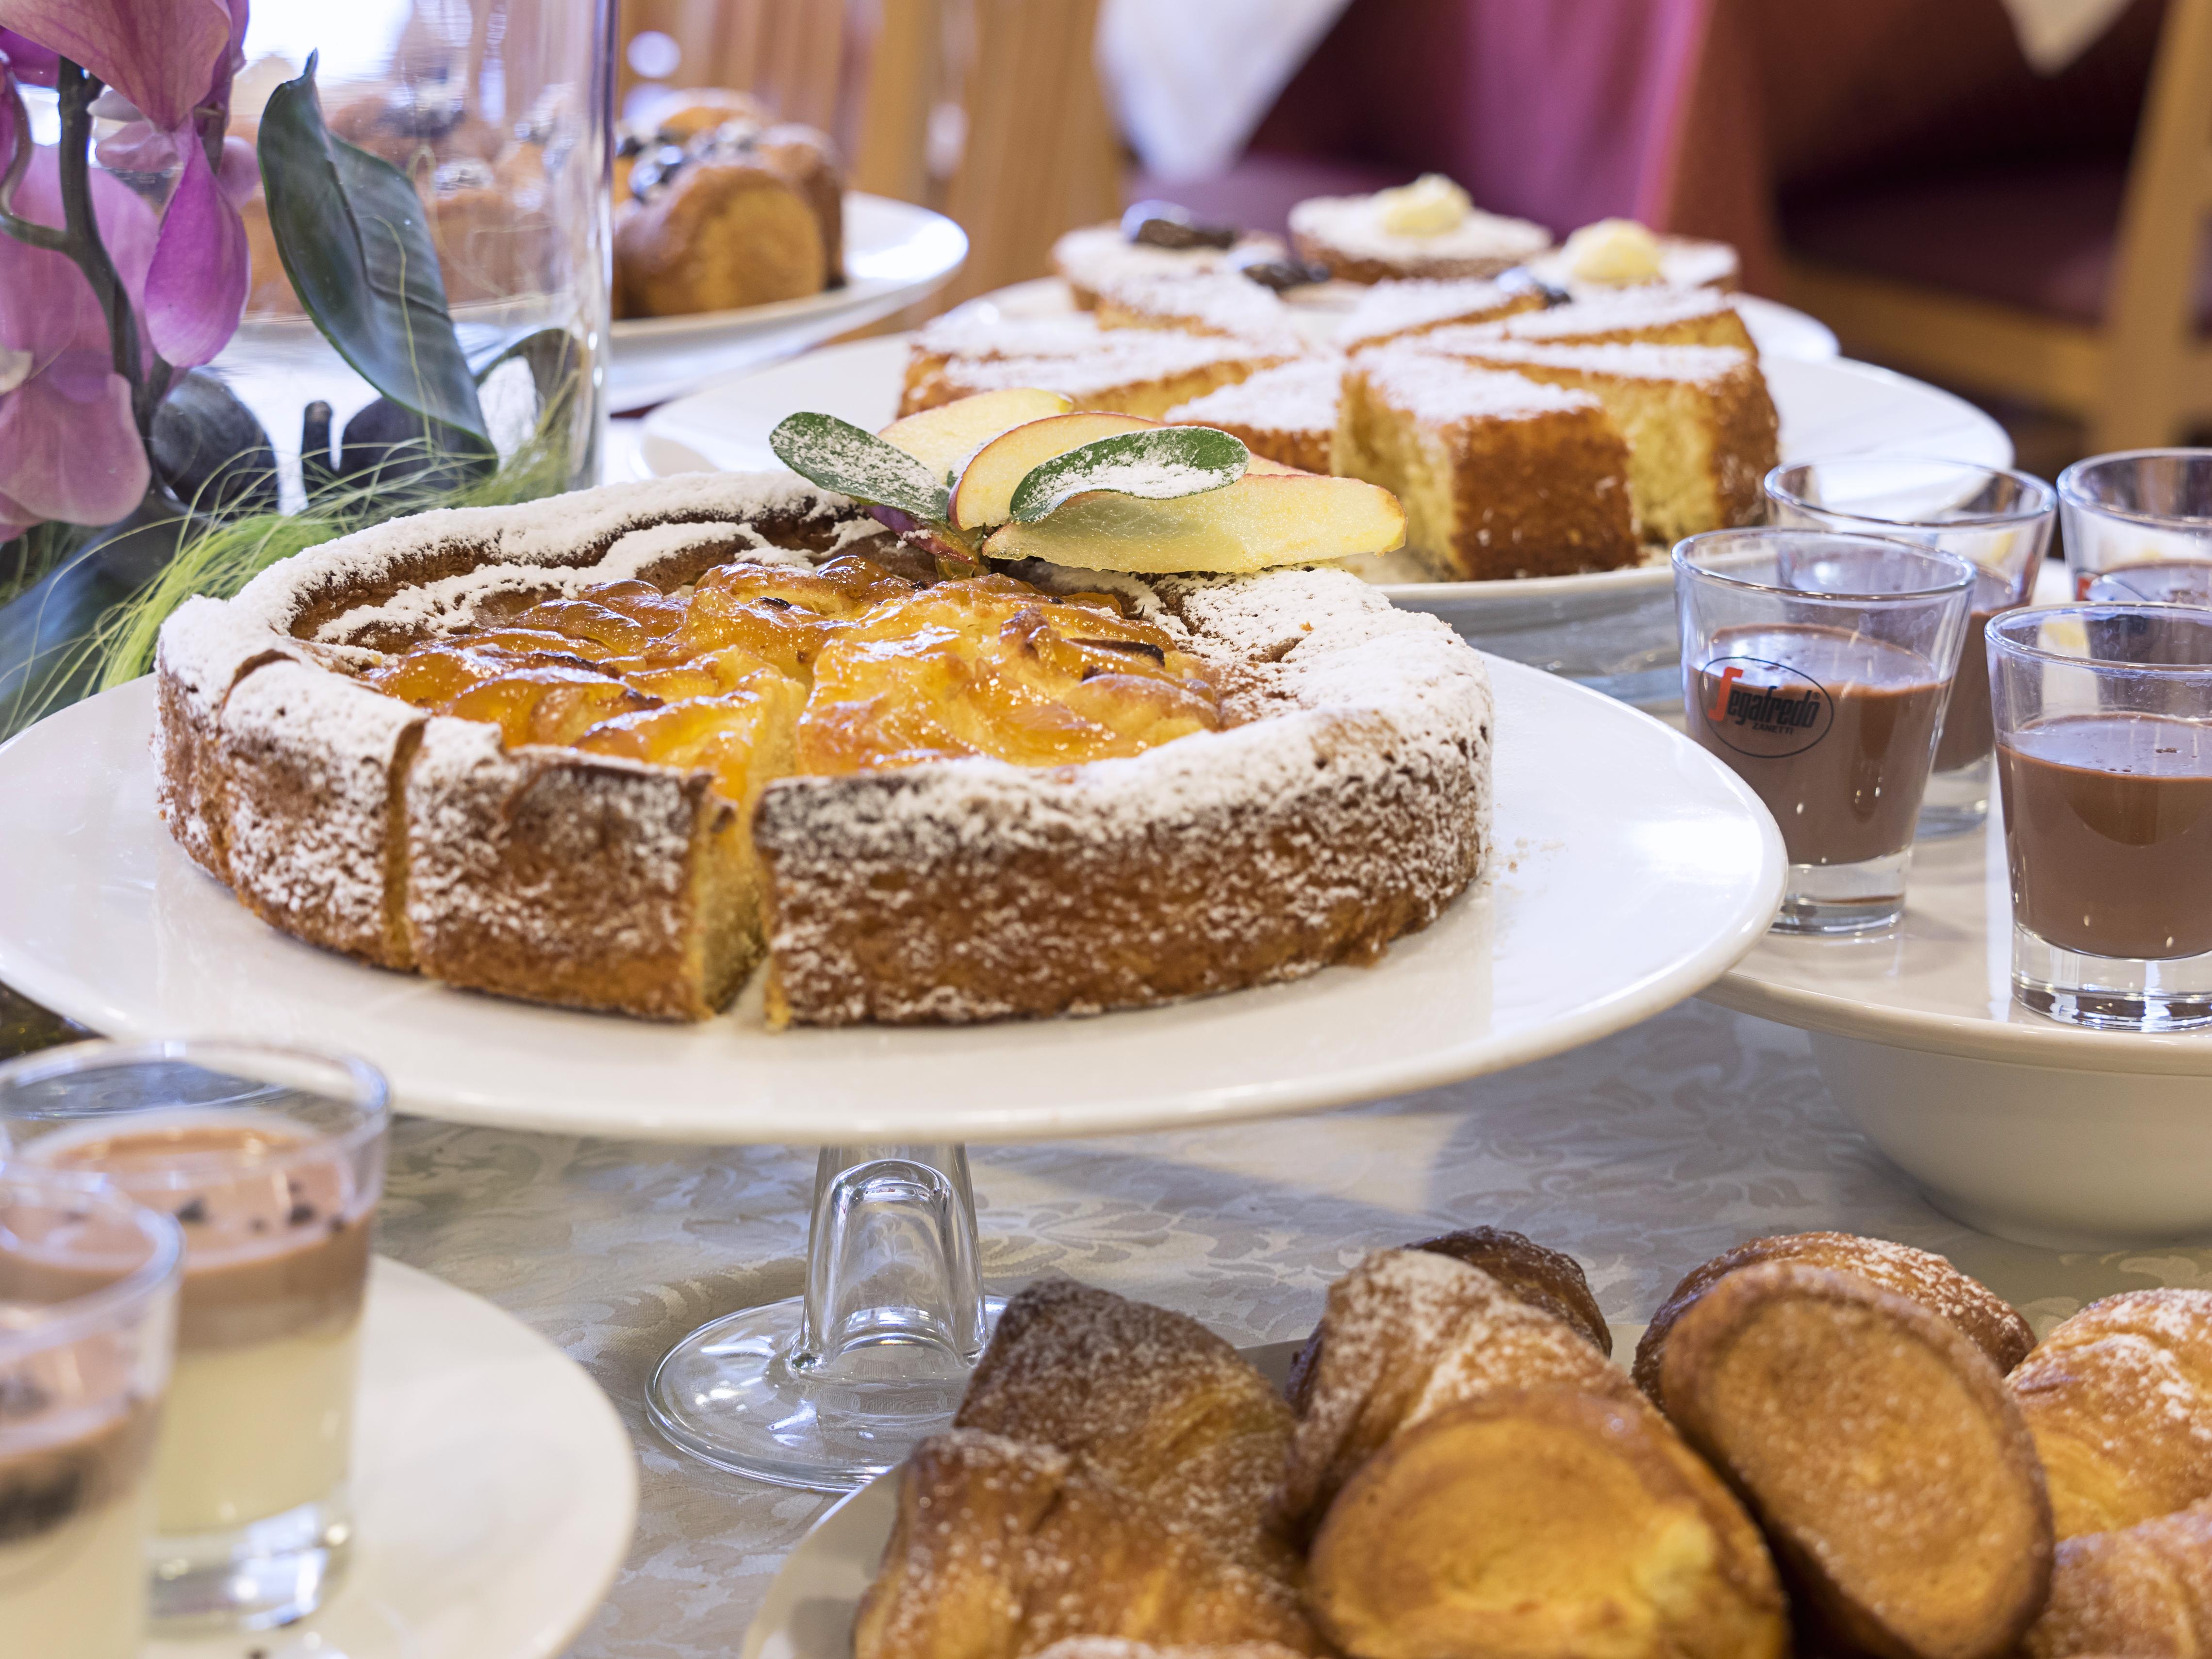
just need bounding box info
[286,1201,318,1227]
[1235,259,1329,293]
[1121,199,1239,251]
[173,1197,208,1226]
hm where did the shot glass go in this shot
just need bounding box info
[0,1040,388,1631]
[0,1169,182,1659]
[1676,529,1975,934]
[1990,605,2212,1030]
[2059,449,2212,598]
[2086,562,2212,606]
[1766,456,2055,837]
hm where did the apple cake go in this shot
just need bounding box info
[1336,346,1637,580]
[1091,274,1308,355]
[1289,178,1551,283]
[154,475,1493,1027]
[1052,222,1286,308]
[1456,286,1756,353]
[1337,278,1546,352]
[900,313,1297,421]
[1163,358,1347,476]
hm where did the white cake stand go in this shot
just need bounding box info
[0,662,1783,1488]
[1707,812,2212,1250]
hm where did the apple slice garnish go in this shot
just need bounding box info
[949,411,1159,530]
[982,472,1407,573]
[876,388,1074,486]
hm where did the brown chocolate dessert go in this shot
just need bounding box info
[1998,714,2212,959]
[1689,625,1950,867]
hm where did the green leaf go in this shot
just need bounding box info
[258,54,490,449]
[1008,427,1248,524]
[770,412,949,524]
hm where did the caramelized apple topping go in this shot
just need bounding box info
[368,555,1220,798]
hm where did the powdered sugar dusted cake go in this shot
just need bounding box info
[1337,278,1545,351]
[1456,286,1754,353]
[1290,193,1551,283]
[154,474,1493,1026]
[1051,222,1286,307]
[900,319,1298,422]
[1164,358,1345,475]
[1091,273,1308,356]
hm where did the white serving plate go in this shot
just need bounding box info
[0,662,1782,1146]
[1705,812,2212,1249]
[151,1257,635,1659]
[634,335,2009,704]
[608,193,967,411]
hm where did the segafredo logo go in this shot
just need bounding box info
[1698,656,1832,757]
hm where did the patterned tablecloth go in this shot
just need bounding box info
[360,993,2211,1659]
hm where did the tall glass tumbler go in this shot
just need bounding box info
[2059,450,2212,599]
[1766,457,2055,837]
[1991,605,2212,1031]
[0,1171,182,1659]
[1676,530,1975,934]
[0,1041,388,1632]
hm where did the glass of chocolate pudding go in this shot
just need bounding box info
[2059,449,2212,601]
[1676,530,1975,934]
[1991,605,2212,1030]
[1766,457,2055,838]
[0,1169,182,1659]
[0,1041,388,1631]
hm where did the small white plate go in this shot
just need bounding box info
[608,194,967,411]
[150,1257,636,1659]
[0,663,1783,1146]
[1706,815,2212,1248]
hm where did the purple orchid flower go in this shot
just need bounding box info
[0,147,157,540]
[0,0,250,369]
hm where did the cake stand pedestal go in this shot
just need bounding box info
[1706,804,2212,1250]
[0,662,1783,1488]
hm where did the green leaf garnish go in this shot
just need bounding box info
[1008,427,1248,524]
[770,412,950,524]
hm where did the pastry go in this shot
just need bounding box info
[1285,1226,1612,1414]
[1289,176,1552,283]
[154,475,1492,1026]
[1632,1231,2035,1400]
[1092,275,1307,355]
[1305,1385,1787,1659]
[1336,345,1638,579]
[1337,278,1547,352]
[1464,286,1757,354]
[1657,1262,2052,1659]
[1163,360,1344,475]
[2010,1288,2212,1539]
[854,1430,1322,1659]
[2021,1498,2212,1659]
[954,1279,1296,1577]
[1273,1247,1640,1537]
[1054,221,1287,309]
[900,323,1297,421]
[1416,336,1778,544]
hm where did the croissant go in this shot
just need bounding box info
[853,1430,1322,1659]
[1633,1232,2032,1400]
[1274,1247,1639,1537]
[1284,1226,1609,1413]
[953,1278,1296,1577]
[1305,1385,1787,1659]
[2010,1288,2212,1540]
[1658,1263,2051,1659]
[2020,1497,2212,1658]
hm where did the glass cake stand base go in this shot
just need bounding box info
[645,1144,1003,1490]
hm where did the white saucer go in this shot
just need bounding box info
[149,1257,635,1659]
[1707,819,2212,1248]
[0,663,1783,1146]
[608,194,967,411]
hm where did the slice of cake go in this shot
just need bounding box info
[1414,337,1777,544]
[1164,358,1344,475]
[899,329,1298,419]
[1052,221,1285,307]
[1526,219,1741,294]
[1451,286,1755,353]
[1290,176,1552,283]
[1091,273,1307,355]
[1336,346,1636,580]
[902,313,1115,408]
[1337,278,1547,352]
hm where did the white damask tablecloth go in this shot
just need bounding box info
[373,995,2210,1659]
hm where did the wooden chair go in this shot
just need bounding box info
[1778,0,2212,453]
[613,0,1122,310]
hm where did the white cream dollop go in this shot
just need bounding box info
[1375,174,1472,237]
[1561,218,1665,284]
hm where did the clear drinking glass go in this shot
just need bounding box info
[2087,563,2212,606]
[0,1169,182,1659]
[1765,456,2056,837]
[1990,606,2212,1031]
[2059,450,2212,601]
[0,1041,388,1631]
[1675,529,1975,934]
